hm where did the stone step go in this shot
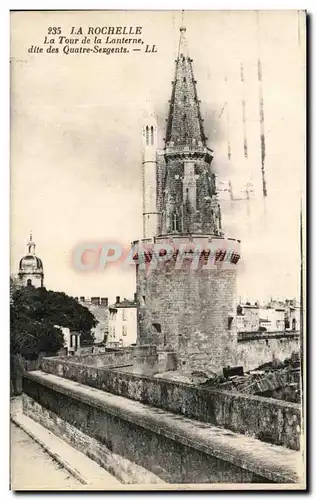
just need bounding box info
[11,412,121,489]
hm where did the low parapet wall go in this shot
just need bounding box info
[55,345,158,369]
[41,356,301,451]
[22,371,302,484]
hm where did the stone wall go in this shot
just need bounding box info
[22,372,301,484]
[76,298,109,344]
[57,345,157,367]
[22,394,165,485]
[41,357,301,450]
[237,335,300,372]
[43,345,175,376]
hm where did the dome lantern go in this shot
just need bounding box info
[18,232,44,288]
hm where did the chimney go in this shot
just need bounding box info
[101,297,108,307]
[116,296,120,304]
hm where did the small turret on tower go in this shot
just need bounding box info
[27,231,36,255]
[141,101,159,238]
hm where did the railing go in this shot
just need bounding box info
[237,330,300,342]
[164,145,211,157]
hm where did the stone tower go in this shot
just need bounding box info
[141,102,159,238]
[18,233,44,288]
[134,26,241,374]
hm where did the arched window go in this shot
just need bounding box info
[145,126,149,145]
[27,279,32,286]
[150,126,154,145]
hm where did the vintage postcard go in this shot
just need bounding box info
[10,10,306,490]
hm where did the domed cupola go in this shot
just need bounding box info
[18,233,44,288]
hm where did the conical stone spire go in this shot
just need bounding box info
[158,26,222,236]
[165,26,207,148]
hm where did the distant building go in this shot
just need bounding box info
[285,300,301,332]
[57,326,81,355]
[236,314,245,332]
[107,295,137,348]
[259,318,272,331]
[259,303,286,331]
[18,233,44,288]
[236,303,259,332]
[76,296,109,343]
[237,298,300,333]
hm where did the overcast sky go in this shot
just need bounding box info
[10,10,305,304]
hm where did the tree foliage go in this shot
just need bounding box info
[10,279,98,359]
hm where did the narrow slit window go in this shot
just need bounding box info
[150,126,154,145]
[145,126,149,145]
[172,212,179,232]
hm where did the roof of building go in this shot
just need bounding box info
[109,298,137,310]
[241,304,259,309]
[19,234,43,273]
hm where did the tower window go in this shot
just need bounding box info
[145,125,149,145]
[27,279,32,286]
[150,126,154,145]
[152,323,161,333]
[172,212,180,232]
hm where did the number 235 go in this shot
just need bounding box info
[48,27,61,35]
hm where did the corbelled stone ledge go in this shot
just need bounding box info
[23,371,303,484]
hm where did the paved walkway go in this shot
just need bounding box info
[11,422,81,490]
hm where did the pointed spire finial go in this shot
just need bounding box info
[27,231,36,254]
[180,10,186,34]
[178,17,189,58]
